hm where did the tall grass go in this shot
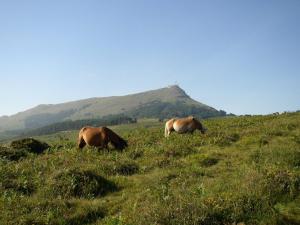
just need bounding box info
[0,113,299,224]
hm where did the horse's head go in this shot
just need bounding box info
[200,126,208,134]
[192,117,207,134]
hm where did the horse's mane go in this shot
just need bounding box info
[103,127,128,150]
[192,117,206,133]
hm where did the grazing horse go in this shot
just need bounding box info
[164,116,207,137]
[78,126,128,150]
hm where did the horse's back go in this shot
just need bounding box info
[78,126,127,149]
[80,126,99,135]
[165,118,176,129]
[173,117,196,133]
[79,126,104,146]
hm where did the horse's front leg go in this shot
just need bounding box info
[78,137,86,149]
[97,144,108,153]
[100,139,108,149]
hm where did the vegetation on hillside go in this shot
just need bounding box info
[0,112,299,224]
[126,100,228,120]
[21,114,137,137]
[0,85,228,132]
[0,114,137,140]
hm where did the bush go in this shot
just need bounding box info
[128,149,143,159]
[49,169,118,198]
[259,135,270,147]
[0,146,27,161]
[163,136,196,158]
[10,138,49,154]
[275,197,300,224]
[213,133,240,147]
[0,167,35,195]
[263,167,300,201]
[0,198,106,225]
[114,161,139,176]
[200,157,219,167]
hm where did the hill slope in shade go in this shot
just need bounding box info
[0,85,227,131]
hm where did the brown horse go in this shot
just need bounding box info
[164,116,207,137]
[78,126,128,150]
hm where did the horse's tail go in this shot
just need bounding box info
[104,127,128,150]
[165,118,175,137]
[78,127,87,149]
[164,123,169,137]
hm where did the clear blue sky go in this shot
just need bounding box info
[0,0,299,116]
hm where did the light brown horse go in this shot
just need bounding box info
[78,126,128,150]
[164,116,207,137]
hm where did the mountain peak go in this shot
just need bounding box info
[165,85,189,98]
[0,86,226,132]
[166,84,181,90]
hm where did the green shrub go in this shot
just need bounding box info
[128,149,143,159]
[0,198,106,225]
[10,138,49,154]
[114,161,139,176]
[0,146,27,161]
[293,135,300,145]
[259,135,270,147]
[49,169,118,198]
[275,196,300,224]
[200,157,219,167]
[162,137,196,158]
[213,132,240,147]
[0,167,35,195]
[263,167,300,201]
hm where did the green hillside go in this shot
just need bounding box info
[0,114,137,141]
[1,113,299,224]
[0,85,227,132]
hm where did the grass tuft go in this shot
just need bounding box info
[10,138,50,154]
[49,168,119,198]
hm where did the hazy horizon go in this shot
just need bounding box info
[1,0,299,116]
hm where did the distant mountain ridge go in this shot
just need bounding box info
[0,85,228,132]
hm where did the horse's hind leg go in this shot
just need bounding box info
[165,126,172,137]
[165,127,174,137]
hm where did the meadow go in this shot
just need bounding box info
[0,113,300,225]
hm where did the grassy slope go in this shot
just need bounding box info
[0,113,300,225]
